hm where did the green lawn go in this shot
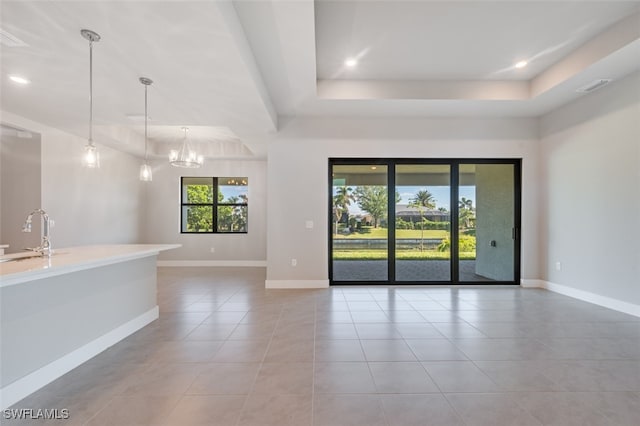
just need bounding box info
[333,249,476,260]
[334,228,449,239]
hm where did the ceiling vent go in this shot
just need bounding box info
[576,79,613,93]
[0,28,28,47]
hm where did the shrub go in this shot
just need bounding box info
[437,235,476,252]
[459,235,476,252]
[416,219,450,231]
[396,218,411,230]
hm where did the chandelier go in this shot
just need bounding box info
[169,127,203,168]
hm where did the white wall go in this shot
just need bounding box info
[1,112,144,248]
[539,72,640,305]
[142,158,267,263]
[267,117,540,286]
[0,132,42,253]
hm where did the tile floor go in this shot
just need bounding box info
[6,267,640,425]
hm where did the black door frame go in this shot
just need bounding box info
[328,158,522,285]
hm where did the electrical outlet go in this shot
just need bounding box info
[555,262,562,271]
[305,220,314,229]
[291,259,297,267]
[210,247,215,253]
[49,219,55,228]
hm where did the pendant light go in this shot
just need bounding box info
[80,29,101,168]
[139,77,153,181]
[169,127,204,168]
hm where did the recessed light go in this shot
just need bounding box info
[9,75,30,85]
[371,166,377,170]
[345,58,358,68]
[514,61,528,69]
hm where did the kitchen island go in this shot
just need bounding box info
[0,244,179,408]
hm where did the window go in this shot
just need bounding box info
[181,177,248,233]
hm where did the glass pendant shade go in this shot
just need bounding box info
[169,128,203,168]
[82,143,100,168]
[139,77,153,181]
[139,163,152,181]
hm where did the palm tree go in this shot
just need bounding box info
[458,197,474,229]
[409,189,436,251]
[333,186,354,235]
[459,197,473,210]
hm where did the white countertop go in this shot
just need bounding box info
[0,244,180,288]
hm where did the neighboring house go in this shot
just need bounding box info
[396,205,450,222]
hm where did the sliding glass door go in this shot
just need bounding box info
[395,164,451,282]
[458,163,516,282]
[331,163,389,281]
[329,159,520,284]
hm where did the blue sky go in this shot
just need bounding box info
[220,185,248,201]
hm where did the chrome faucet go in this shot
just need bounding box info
[22,208,52,257]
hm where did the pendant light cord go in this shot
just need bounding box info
[89,38,93,145]
[144,83,148,163]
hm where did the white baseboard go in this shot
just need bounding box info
[522,279,640,318]
[520,279,546,288]
[265,280,329,289]
[157,260,266,267]
[0,306,159,409]
[544,281,640,318]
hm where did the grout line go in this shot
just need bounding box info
[311,296,317,426]
[232,303,283,426]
